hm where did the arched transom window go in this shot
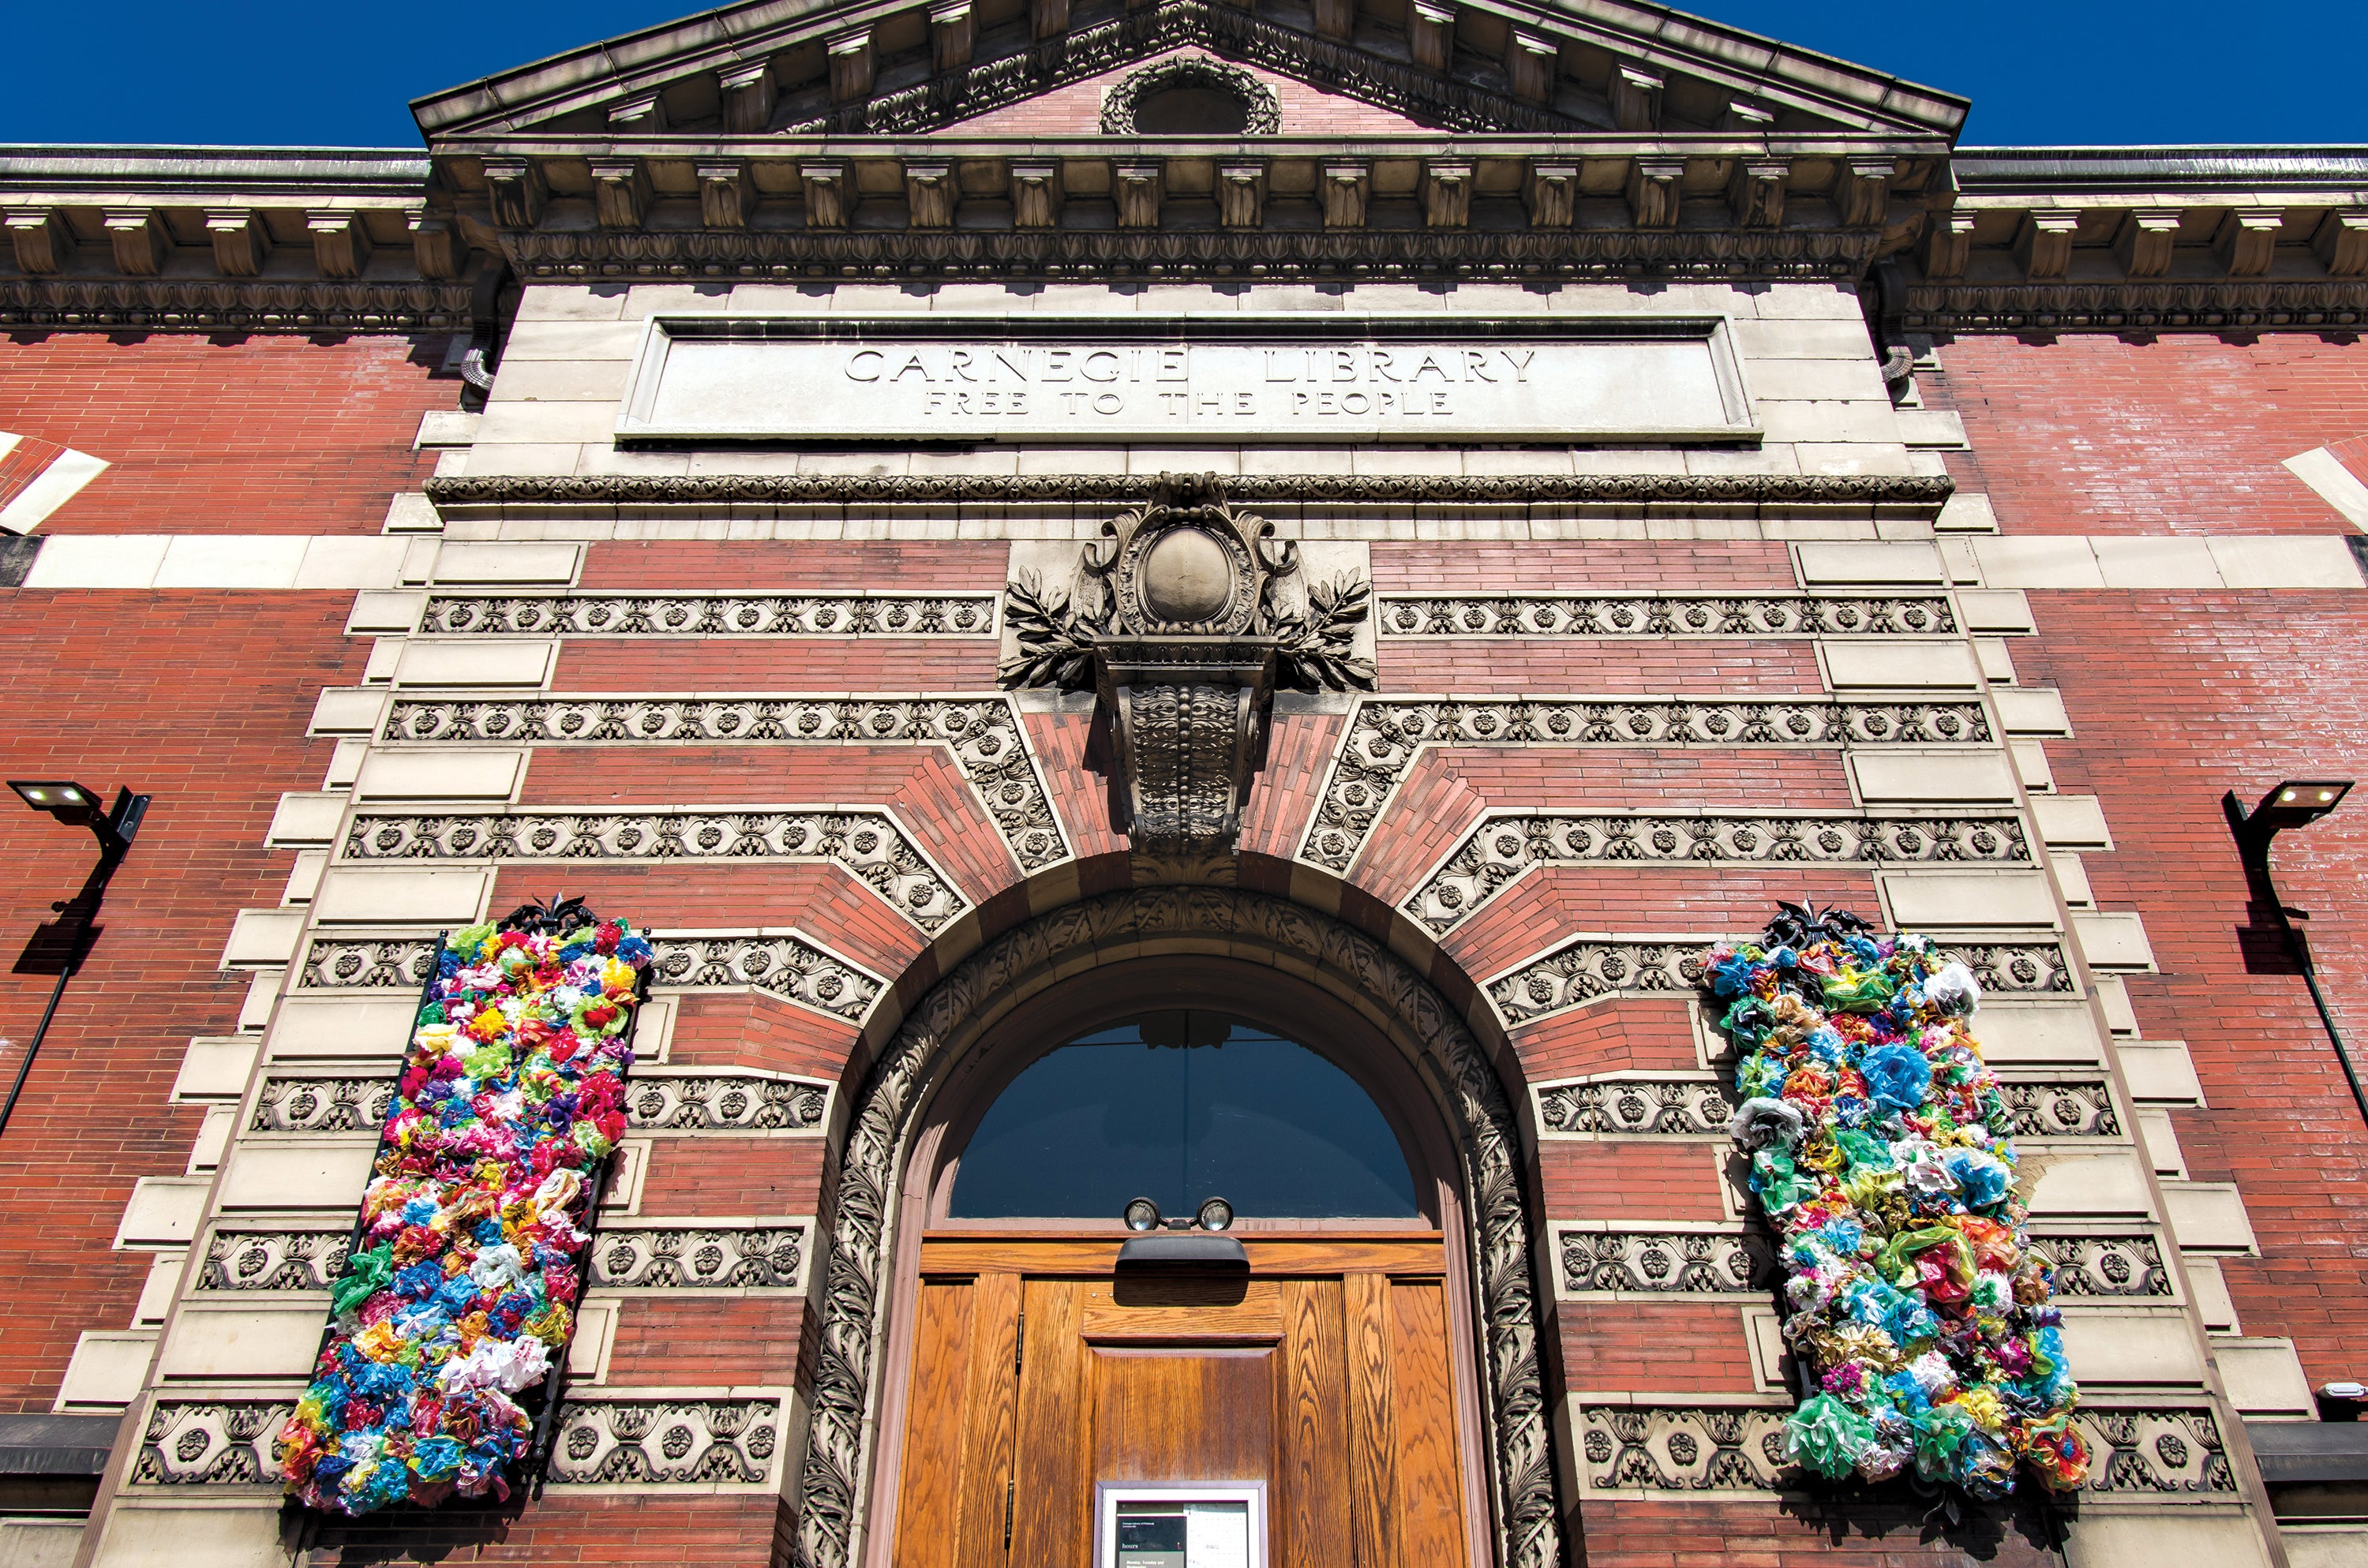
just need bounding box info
[947,1009,1419,1221]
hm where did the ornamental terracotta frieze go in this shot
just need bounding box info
[1574,1402,2235,1495]
[1376,595,1958,638]
[498,225,1890,283]
[198,1223,810,1293]
[298,930,883,1021]
[1533,1074,2119,1140]
[245,1071,830,1136]
[1558,1229,1781,1295]
[1556,1228,2172,1300]
[418,594,1001,638]
[1404,812,2031,937]
[340,809,964,932]
[1485,934,2076,1025]
[1296,698,1995,875]
[130,1398,788,1489]
[420,471,1955,515]
[381,696,1066,874]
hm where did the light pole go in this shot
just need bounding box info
[2224,779,2364,1134]
[4,781,152,1141]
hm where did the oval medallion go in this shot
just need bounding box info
[1140,526,1234,623]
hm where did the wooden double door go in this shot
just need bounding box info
[889,1233,1473,1568]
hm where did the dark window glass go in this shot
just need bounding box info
[948,1010,1418,1220]
[1133,86,1250,135]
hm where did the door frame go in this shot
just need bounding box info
[788,888,1564,1568]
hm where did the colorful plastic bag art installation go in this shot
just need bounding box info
[1703,902,2088,1497]
[278,899,654,1514]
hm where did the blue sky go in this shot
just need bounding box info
[0,0,2359,148]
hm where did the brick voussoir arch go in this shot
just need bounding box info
[792,871,1562,1568]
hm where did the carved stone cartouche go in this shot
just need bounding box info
[1002,471,1375,856]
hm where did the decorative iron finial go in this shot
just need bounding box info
[1761,899,1875,949]
[498,893,598,937]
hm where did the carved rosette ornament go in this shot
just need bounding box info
[1001,472,1374,856]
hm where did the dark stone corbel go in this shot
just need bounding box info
[1002,473,1375,859]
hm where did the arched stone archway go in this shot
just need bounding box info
[791,885,1562,1568]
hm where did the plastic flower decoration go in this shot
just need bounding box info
[277,908,654,1514]
[1701,916,2089,1498]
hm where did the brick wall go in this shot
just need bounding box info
[0,333,456,535]
[0,592,365,1412]
[1938,327,2368,1383]
[1927,333,2368,537]
[0,329,453,1414]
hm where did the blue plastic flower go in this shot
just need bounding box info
[1860,1042,1935,1110]
[1943,1148,2013,1209]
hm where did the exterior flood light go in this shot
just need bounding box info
[2224,778,2366,1136]
[9,780,102,829]
[1123,1197,1163,1233]
[1195,1197,1235,1233]
[4,779,154,1142]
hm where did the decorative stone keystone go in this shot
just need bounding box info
[1422,161,1472,229]
[1609,65,1662,130]
[204,210,271,276]
[4,209,73,275]
[999,474,1375,859]
[481,159,547,228]
[1625,159,1684,230]
[590,160,652,228]
[2317,210,2368,277]
[1010,163,1062,230]
[1923,211,1975,279]
[698,163,751,230]
[103,209,168,275]
[1407,1,1455,70]
[904,163,956,230]
[2113,211,2182,277]
[1523,163,1576,229]
[929,2,975,70]
[1217,163,1266,230]
[1114,163,1163,230]
[826,31,874,103]
[799,162,849,230]
[1321,161,1371,229]
[718,61,777,133]
[2015,210,2080,279]
[2216,208,2282,276]
[1726,160,1788,229]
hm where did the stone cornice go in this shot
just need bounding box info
[0,275,478,332]
[424,471,1954,518]
[410,0,1966,141]
[1894,275,2368,334]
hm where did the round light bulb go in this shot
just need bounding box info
[1195,1196,1234,1233]
[1123,1197,1163,1233]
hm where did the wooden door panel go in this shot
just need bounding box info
[954,1272,1024,1568]
[1278,1281,1351,1568]
[1388,1280,1467,1568]
[1090,1345,1276,1481]
[894,1242,1468,1568]
[1007,1278,1089,1568]
[1344,1272,1398,1568]
[1082,1276,1283,1341]
[894,1279,977,1568]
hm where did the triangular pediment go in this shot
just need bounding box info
[414,0,1965,146]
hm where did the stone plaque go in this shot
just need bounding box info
[617,316,1756,443]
